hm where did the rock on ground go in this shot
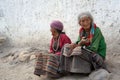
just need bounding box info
[89,69,110,80]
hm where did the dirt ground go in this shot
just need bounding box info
[0,47,120,80]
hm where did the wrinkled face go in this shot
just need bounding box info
[79,16,92,30]
[50,27,58,38]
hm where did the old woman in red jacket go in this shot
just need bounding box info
[34,20,71,79]
[49,20,71,55]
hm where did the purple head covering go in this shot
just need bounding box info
[50,20,63,31]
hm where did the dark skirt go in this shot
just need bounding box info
[59,52,92,74]
[59,44,105,74]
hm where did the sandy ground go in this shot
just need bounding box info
[0,47,120,80]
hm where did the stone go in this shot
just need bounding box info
[0,37,6,43]
[89,69,110,80]
[18,51,31,62]
[0,36,6,46]
[7,56,14,61]
[30,54,36,60]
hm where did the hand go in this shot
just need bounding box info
[78,37,89,46]
[69,43,78,49]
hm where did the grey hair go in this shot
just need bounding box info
[78,11,93,23]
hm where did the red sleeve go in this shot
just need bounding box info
[63,35,71,45]
[59,34,71,49]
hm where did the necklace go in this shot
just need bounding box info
[52,35,60,52]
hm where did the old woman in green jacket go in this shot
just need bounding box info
[76,12,106,59]
[60,11,107,74]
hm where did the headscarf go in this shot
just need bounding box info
[78,11,94,24]
[50,20,63,31]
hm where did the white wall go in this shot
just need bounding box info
[0,0,120,53]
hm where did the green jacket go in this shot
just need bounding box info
[76,27,106,59]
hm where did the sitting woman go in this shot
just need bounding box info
[34,20,71,78]
[59,12,107,74]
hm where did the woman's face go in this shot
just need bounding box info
[50,28,58,38]
[79,16,92,31]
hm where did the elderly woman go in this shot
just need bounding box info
[34,20,71,78]
[59,12,106,74]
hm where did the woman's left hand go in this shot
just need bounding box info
[78,37,90,46]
